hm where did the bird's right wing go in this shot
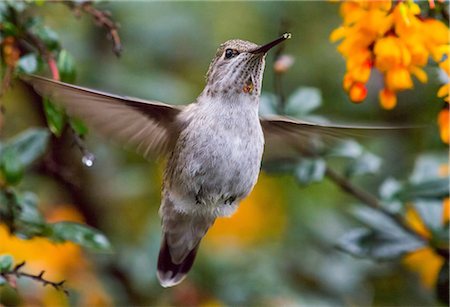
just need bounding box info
[23,75,183,160]
[261,115,409,161]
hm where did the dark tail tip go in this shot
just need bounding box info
[157,236,199,288]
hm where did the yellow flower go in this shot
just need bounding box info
[403,198,449,288]
[331,0,450,111]
[379,88,397,110]
[403,248,444,288]
[410,66,428,83]
[349,82,367,103]
[205,173,286,249]
[422,19,450,61]
[437,84,449,103]
[394,2,421,27]
[374,36,411,71]
[385,67,413,91]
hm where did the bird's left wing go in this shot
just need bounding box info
[260,115,403,161]
[23,75,183,160]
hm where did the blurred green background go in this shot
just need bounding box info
[2,1,446,306]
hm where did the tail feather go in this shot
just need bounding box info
[157,235,199,288]
[157,197,215,287]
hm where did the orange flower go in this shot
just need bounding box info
[379,88,397,110]
[385,67,413,91]
[438,108,449,144]
[349,82,367,103]
[331,0,450,110]
[374,36,411,72]
[437,84,449,103]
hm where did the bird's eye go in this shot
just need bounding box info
[225,48,238,59]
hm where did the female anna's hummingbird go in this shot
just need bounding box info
[25,33,357,287]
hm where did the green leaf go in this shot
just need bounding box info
[15,192,45,226]
[43,98,66,137]
[413,200,445,233]
[31,25,60,51]
[339,207,427,260]
[57,49,76,83]
[345,152,381,177]
[352,207,405,234]
[285,87,322,117]
[410,154,447,183]
[0,255,13,273]
[1,21,18,36]
[49,222,113,252]
[0,148,24,185]
[1,190,47,239]
[398,178,449,201]
[2,128,50,168]
[17,53,38,74]
[379,178,402,200]
[337,227,425,261]
[69,117,88,137]
[294,158,326,185]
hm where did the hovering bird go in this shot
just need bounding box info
[24,33,382,287]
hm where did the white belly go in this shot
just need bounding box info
[164,98,264,217]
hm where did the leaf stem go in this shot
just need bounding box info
[1,261,69,296]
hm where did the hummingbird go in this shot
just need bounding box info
[24,33,369,287]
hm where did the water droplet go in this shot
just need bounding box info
[82,153,95,167]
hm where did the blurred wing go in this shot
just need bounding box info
[23,75,183,159]
[260,115,403,161]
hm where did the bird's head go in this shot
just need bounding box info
[204,33,291,99]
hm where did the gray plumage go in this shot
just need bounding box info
[23,33,388,288]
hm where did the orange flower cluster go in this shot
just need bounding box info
[331,1,449,109]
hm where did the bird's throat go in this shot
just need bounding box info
[243,77,254,94]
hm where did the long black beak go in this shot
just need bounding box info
[250,33,292,54]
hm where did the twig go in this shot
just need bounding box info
[272,23,290,113]
[67,1,122,57]
[1,261,69,296]
[21,31,59,80]
[324,166,426,241]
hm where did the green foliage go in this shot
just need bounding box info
[43,98,66,137]
[69,117,88,137]
[0,255,13,273]
[50,222,113,252]
[57,49,76,83]
[0,186,112,252]
[30,22,60,51]
[0,128,111,251]
[337,207,425,260]
[0,128,49,185]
